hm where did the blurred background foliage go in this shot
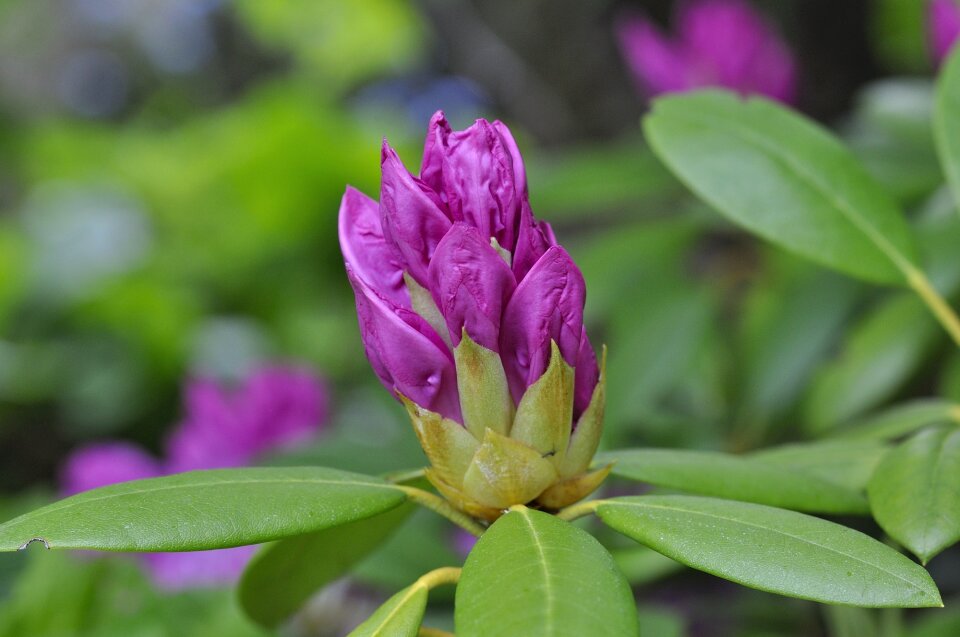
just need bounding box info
[1,0,960,635]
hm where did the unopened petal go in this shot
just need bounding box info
[338,186,408,307]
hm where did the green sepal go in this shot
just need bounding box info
[510,341,574,468]
[400,395,478,489]
[559,345,606,478]
[454,330,514,439]
[404,272,451,349]
[462,429,558,510]
[537,464,613,510]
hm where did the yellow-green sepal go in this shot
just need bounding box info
[462,429,558,510]
[510,341,574,469]
[454,330,514,439]
[558,345,606,479]
[400,395,478,489]
[404,272,451,349]
[537,464,613,510]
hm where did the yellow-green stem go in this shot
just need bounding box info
[907,267,960,348]
[415,566,461,590]
[397,485,486,536]
[555,499,602,522]
[419,628,455,637]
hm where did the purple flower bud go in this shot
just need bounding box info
[616,0,797,103]
[929,0,960,64]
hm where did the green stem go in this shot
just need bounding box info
[555,499,602,522]
[907,267,960,348]
[384,467,426,484]
[419,628,455,637]
[397,485,486,537]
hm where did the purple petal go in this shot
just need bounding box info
[573,328,600,422]
[349,266,462,421]
[677,0,796,102]
[500,246,586,403]
[238,365,329,454]
[512,200,557,282]
[420,111,452,194]
[492,120,528,213]
[380,142,452,286]
[428,223,517,350]
[164,379,252,473]
[929,0,960,64]
[616,13,693,96]
[338,186,408,308]
[143,545,257,590]
[61,442,160,496]
[441,119,520,251]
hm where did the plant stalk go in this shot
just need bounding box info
[396,485,486,536]
[907,268,960,348]
[555,499,602,522]
[416,566,462,590]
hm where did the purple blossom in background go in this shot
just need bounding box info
[929,0,960,64]
[616,0,797,103]
[60,364,329,590]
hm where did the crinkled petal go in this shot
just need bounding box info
[420,110,452,194]
[60,442,161,496]
[500,246,586,403]
[492,120,528,221]
[929,0,960,64]
[349,266,461,421]
[338,186,408,307]
[428,223,517,350]
[573,327,600,421]
[441,119,520,250]
[616,13,693,95]
[380,142,452,285]
[512,200,557,282]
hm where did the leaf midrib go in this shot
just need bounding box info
[605,499,929,597]
[652,105,914,275]
[517,509,555,636]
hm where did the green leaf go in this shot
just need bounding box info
[455,507,638,637]
[749,440,889,491]
[0,467,407,552]
[831,399,959,441]
[803,294,940,433]
[597,495,942,607]
[934,44,960,219]
[868,427,960,563]
[599,448,869,514]
[238,503,413,628]
[346,584,428,637]
[644,90,918,284]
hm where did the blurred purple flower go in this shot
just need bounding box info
[616,0,797,103]
[929,0,960,64]
[59,364,329,590]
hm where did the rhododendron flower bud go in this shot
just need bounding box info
[340,112,608,520]
[616,0,797,103]
[929,0,960,64]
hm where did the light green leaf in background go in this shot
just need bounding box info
[346,584,428,637]
[868,427,960,563]
[599,448,869,514]
[0,467,407,552]
[934,44,960,219]
[238,503,413,628]
[830,399,960,441]
[597,495,941,607]
[644,90,918,284]
[455,507,638,637]
[749,439,890,492]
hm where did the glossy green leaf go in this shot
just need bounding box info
[455,507,638,637]
[831,399,959,441]
[600,448,869,514]
[868,427,960,563]
[749,440,889,491]
[597,495,941,607]
[0,467,407,552]
[644,90,918,284]
[238,503,413,628]
[347,584,428,637]
[934,44,960,219]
